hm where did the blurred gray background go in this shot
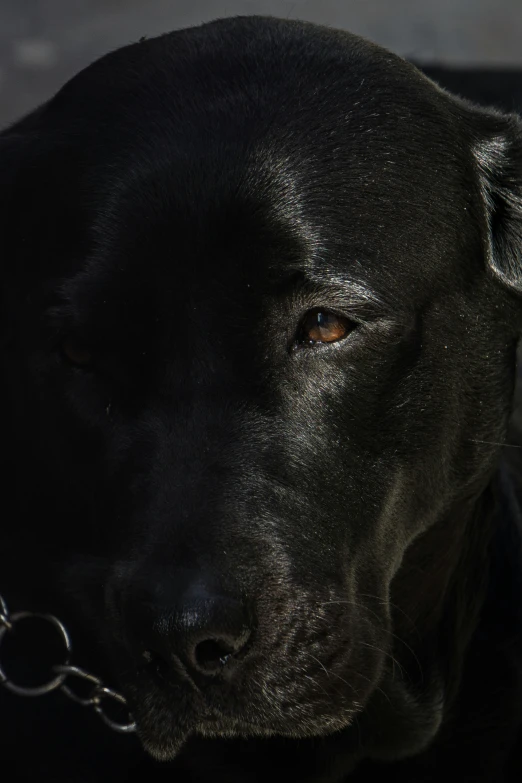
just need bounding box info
[2,0,522,127]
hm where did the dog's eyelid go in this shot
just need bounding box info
[43,306,89,345]
[289,276,390,321]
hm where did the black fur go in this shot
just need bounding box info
[1,16,522,782]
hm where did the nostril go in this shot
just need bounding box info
[194,629,252,673]
[125,580,254,682]
[195,638,235,671]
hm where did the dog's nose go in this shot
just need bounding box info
[124,574,253,680]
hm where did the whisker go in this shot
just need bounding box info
[301,652,358,695]
[382,629,423,684]
[468,438,522,448]
[303,673,330,698]
[359,641,405,680]
[306,653,331,678]
[357,593,419,630]
[315,597,423,679]
[319,599,382,624]
[355,672,392,707]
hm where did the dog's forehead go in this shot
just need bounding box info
[87,132,468,315]
[52,15,463,186]
[47,18,477,315]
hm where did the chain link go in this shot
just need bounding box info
[0,592,136,734]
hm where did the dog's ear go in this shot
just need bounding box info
[470,107,522,295]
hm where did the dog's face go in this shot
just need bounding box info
[2,16,522,766]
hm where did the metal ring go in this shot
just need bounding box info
[0,596,10,630]
[92,686,137,733]
[54,664,103,706]
[0,612,72,696]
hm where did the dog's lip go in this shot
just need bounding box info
[137,701,284,752]
[132,694,268,760]
[136,699,361,762]
[128,682,245,728]
[125,670,271,735]
[122,644,368,754]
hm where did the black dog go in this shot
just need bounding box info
[1,16,522,783]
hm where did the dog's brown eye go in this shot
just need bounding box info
[298,310,352,346]
[60,336,93,368]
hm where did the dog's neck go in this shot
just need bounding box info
[360,461,522,767]
[393,484,495,694]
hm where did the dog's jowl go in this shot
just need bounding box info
[1,16,521,783]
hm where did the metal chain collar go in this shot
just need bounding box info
[0,592,136,734]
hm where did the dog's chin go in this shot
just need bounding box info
[125,658,368,762]
[136,702,361,762]
[138,716,280,761]
[139,725,192,762]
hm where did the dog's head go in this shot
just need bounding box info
[2,16,522,765]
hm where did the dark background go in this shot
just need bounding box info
[2,0,522,127]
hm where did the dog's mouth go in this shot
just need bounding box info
[137,710,282,762]
[99,571,389,760]
[126,681,278,760]
[121,651,371,761]
[134,699,361,762]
